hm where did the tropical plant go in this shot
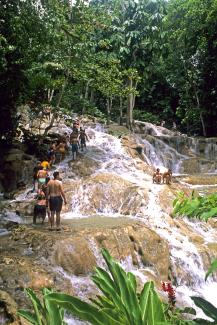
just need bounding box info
[189,259,217,324]
[47,248,170,325]
[190,296,217,325]
[205,259,217,282]
[18,288,66,325]
[172,191,217,220]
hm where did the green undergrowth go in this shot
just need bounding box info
[172,191,217,220]
[18,249,217,325]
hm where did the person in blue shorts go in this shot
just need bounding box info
[70,131,79,160]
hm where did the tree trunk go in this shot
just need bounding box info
[126,77,134,130]
[90,89,94,103]
[195,90,206,137]
[84,82,89,100]
[106,97,112,125]
[82,80,90,115]
[119,97,123,126]
[40,72,69,144]
[48,89,54,103]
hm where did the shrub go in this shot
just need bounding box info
[133,109,160,124]
[172,191,217,220]
[47,249,168,325]
[18,288,66,325]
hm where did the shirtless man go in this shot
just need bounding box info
[153,168,162,184]
[46,171,67,231]
[162,169,172,185]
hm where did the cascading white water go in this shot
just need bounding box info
[2,120,217,324]
[58,122,217,320]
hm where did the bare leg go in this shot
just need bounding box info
[50,211,55,230]
[56,212,61,230]
[33,212,37,224]
[47,208,51,226]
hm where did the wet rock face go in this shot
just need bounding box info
[65,173,149,216]
[52,237,97,275]
[2,148,36,193]
[68,155,100,177]
[0,222,169,318]
[0,290,19,325]
[181,157,217,174]
[94,225,169,280]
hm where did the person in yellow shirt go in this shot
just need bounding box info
[41,160,50,170]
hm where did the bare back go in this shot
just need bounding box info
[47,179,63,197]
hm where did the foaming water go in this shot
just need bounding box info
[61,124,217,315]
[5,122,217,323]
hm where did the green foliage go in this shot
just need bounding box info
[205,259,217,282]
[190,296,217,324]
[47,248,169,325]
[107,129,129,138]
[2,0,217,138]
[133,109,160,124]
[172,191,217,220]
[164,305,195,325]
[18,288,66,325]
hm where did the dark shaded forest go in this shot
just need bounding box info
[1,0,217,143]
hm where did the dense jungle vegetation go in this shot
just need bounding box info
[1,0,217,143]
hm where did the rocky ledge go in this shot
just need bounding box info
[0,217,169,323]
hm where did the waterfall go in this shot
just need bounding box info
[58,122,217,317]
[2,120,217,324]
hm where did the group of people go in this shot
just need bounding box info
[47,120,89,165]
[32,117,173,230]
[153,168,172,185]
[32,119,89,230]
[33,163,67,231]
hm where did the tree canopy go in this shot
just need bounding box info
[1,0,217,142]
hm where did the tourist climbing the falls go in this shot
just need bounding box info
[79,127,89,151]
[46,171,67,231]
[162,169,172,185]
[153,168,162,184]
[37,167,49,189]
[41,159,50,170]
[40,177,51,226]
[72,119,80,133]
[70,130,79,160]
[48,142,57,166]
[55,140,67,162]
[33,192,46,225]
[32,161,42,192]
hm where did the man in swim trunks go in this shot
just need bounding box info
[70,131,79,160]
[46,171,67,231]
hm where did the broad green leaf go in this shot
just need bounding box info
[140,281,153,321]
[46,292,116,325]
[191,296,217,322]
[25,288,43,325]
[181,307,197,315]
[193,319,214,324]
[17,310,38,325]
[205,259,217,281]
